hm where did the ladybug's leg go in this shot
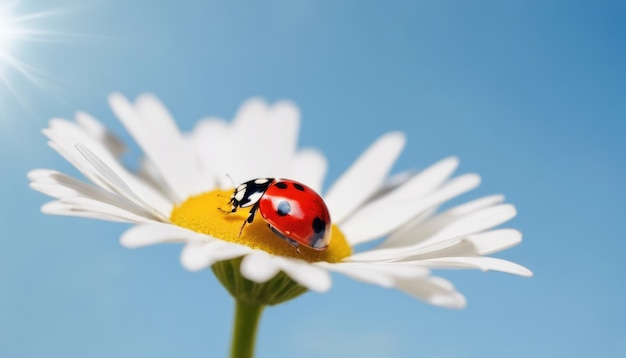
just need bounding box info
[218,195,239,214]
[268,225,301,254]
[239,203,260,236]
[218,204,236,214]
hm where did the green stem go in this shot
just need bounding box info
[230,300,265,358]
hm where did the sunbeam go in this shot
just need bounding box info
[0,1,71,115]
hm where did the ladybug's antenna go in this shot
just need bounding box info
[225,173,236,188]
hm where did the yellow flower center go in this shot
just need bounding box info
[170,189,352,263]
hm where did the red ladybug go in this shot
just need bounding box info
[226,178,331,252]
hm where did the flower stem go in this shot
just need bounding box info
[230,300,265,358]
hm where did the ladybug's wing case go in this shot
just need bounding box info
[258,180,331,249]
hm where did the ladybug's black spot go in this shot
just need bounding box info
[293,183,305,191]
[277,201,291,216]
[312,217,325,233]
[310,217,327,248]
[275,182,288,189]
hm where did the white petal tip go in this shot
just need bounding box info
[441,156,460,169]
[311,283,332,293]
[40,201,61,214]
[308,272,333,293]
[277,258,333,293]
[429,294,467,309]
[466,173,482,187]
[384,131,407,146]
[136,93,158,102]
[108,92,126,103]
[119,235,141,249]
[180,255,210,272]
[27,169,50,181]
[181,263,206,272]
[517,267,534,277]
[180,243,220,272]
[487,260,533,277]
[240,252,281,283]
[272,99,299,113]
[238,97,270,115]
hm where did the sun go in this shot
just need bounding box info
[0,1,67,112]
[0,6,20,73]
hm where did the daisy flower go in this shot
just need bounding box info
[29,93,531,357]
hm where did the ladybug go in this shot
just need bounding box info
[225,178,331,253]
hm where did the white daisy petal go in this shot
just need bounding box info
[229,98,271,180]
[240,251,281,283]
[181,241,251,272]
[75,145,170,221]
[120,223,208,248]
[351,221,523,262]
[203,242,253,264]
[193,99,301,186]
[29,169,99,199]
[424,204,518,245]
[325,132,406,223]
[395,276,467,309]
[291,149,327,193]
[379,157,459,203]
[134,95,210,195]
[262,100,300,177]
[30,181,79,199]
[317,262,395,287]
[383,203,516,255]
[394,229,523,261]
[382,170,417,189]
[75,111,125,157]
[383,194,505,248]
[109,93,207,201]
[136,157,177,201]
[368,170,417,202]
[29,169,162,222]
[342,173,481,246]
[319,262,429,288]
[229,99,300,181]
[350,216,522,263]
[440,194,506,218]
[180,242,217,272]
[466,229,522,255]
[274,257,332,292]
[369,263,430,279]
[347,237,464,262]
[41,200,146,223]
[190,118,231,188]
[44,119,172,216]
[412,256,533,277]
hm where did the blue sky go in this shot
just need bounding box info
[1,1,625,357]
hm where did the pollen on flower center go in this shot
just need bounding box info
[170,189,352,263]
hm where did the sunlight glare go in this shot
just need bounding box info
[0,2,68,114]
[0,7,19,71]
